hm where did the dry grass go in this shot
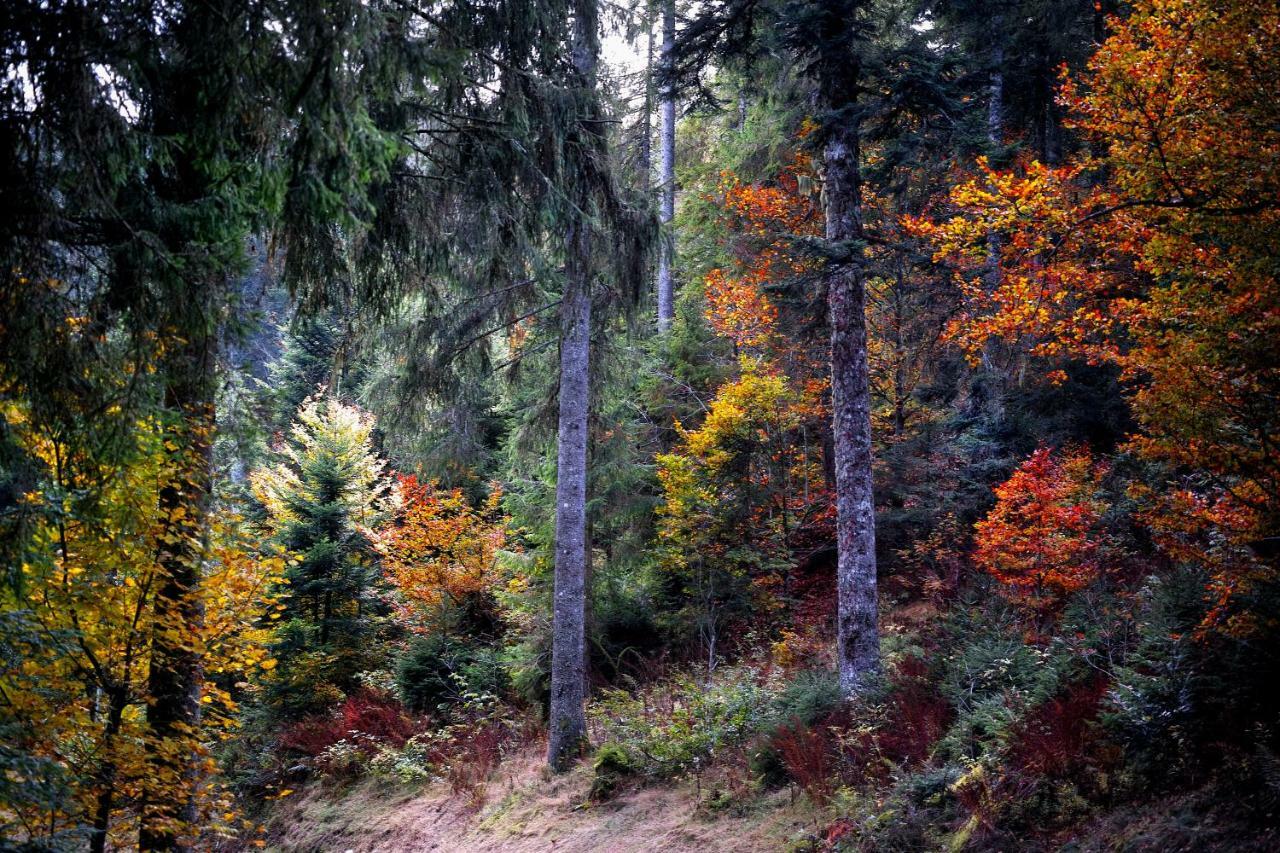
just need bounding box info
[255,746,815,852]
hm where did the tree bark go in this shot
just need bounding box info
[824,117,880,696]
[987,26,1004,149]
[656,0,676,331]
[547,0,598,773]
[640,2,655,192]
[548,233,592,771]
[140,331,214,852]
[89,687,128,853]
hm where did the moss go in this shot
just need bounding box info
[590,742,636,800]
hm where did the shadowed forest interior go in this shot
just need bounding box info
[2,0,1279,850]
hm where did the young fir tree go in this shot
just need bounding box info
[251,397,393,717]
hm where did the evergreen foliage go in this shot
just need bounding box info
[252,397,393,717]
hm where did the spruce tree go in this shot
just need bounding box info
[252,397,393,717]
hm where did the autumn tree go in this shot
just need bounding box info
[922,0,1280,633]
[0,393,285,849]
[974,447,1113,611]
[672,0,973,692]
[656,363,830,668]
[373,475,506,635]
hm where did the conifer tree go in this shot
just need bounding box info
[252,397,393,716]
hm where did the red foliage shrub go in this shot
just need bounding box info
[822,818,858,848]
[876,656,953,765]
[447,720,506,806]
[774,719,837,804]
[1008,678,1109,779]
[279,690,418,756]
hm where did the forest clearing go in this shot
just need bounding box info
[2,0,1279,850]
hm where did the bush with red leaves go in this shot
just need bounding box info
[1008,678,1109,780]
[447,719,506,807]
[280,690,418,757]
[877,656,953,766]
[773,718,838,804]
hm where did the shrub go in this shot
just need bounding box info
[368,737,434,784]
[877,656,952,765]
[934,606,1067,763]
[446,720,505,807]
[772,720,837,804]
[1102,571,1204,785]
[588,666,776,779]
[396,635,506,715]
[279,690,416,758]
[590,742,636,800]
[750,668,842,788]
[774,669,843,726]
[1008,678,1108,780]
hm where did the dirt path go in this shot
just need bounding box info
[261,750,817,852]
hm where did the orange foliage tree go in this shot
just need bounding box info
[918,0,1280,632]
[702,155,822,365]
[371,475,506,632]
[974,447,1113,611]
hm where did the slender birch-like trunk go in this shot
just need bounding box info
[656,0,676,331]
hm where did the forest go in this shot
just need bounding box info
[1,0,1278,850]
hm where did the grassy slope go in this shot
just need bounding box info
[258,749,821,852]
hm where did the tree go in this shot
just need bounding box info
[2,0,408,843]
[675,0,889,693]
[657,0,678,330]
[921,0,1280,635]
[974,446,1112,611]
[0,393,285,849]
[373,475,506,634]
[251,396,393,717]
[546,0,605,772]
[656,363,829,668]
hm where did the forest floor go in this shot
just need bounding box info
[258,748,821,852]
[254,750,1280,853]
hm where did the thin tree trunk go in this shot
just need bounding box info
[640,2,655,192]
[824,117,880,696]
[140,332,213,852]
[89,688,127,853]
[987,25,1004,149]
[547,0,598,773]
[583,514,594,697]
[656,0,676,331]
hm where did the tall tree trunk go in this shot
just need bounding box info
[140,331,214,852]
[548,0,599,773]
[640,1,655,192]
[823,117,880,696]
[548,233,592,771]
[656,0,676,331]
[987,24,1004,149]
